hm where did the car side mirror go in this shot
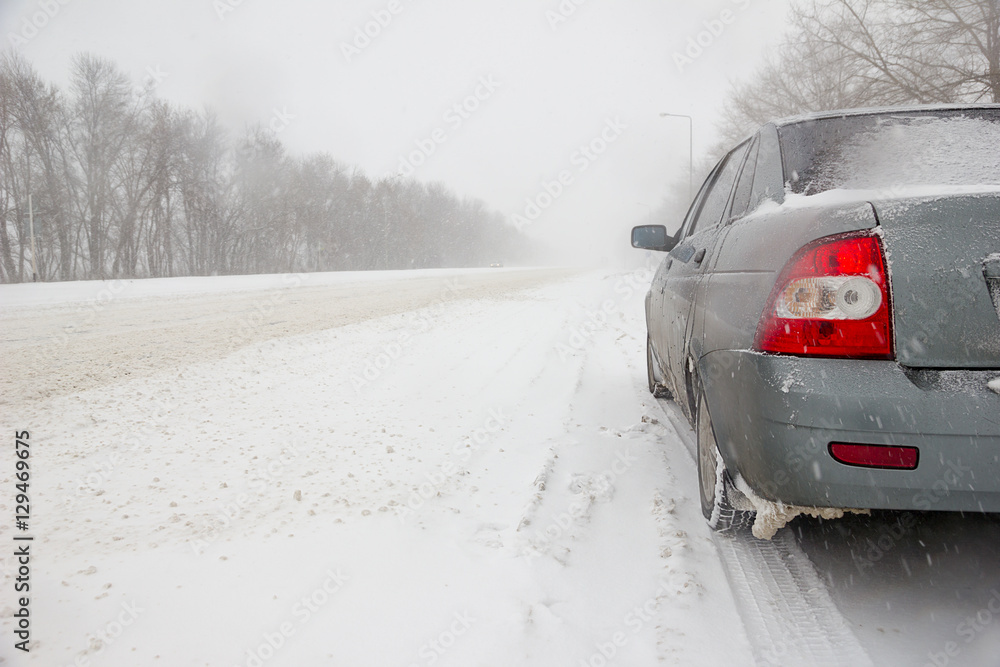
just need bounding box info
[631,225,677,252]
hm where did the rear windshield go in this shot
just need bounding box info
[778,109,1000,195]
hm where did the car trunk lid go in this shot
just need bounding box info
[873,191,1000,368]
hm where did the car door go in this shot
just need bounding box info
[646,255,669,359]
[652,175,713,395]
[687,135,761,366]
[660,140,751,414]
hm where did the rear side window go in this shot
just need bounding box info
[688,141,750,236]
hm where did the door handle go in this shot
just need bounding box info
[692,248,707,265]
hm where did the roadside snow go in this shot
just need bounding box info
[0,269,752,666]
[0,267,544,310]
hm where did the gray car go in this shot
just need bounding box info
[632,105,1000,537]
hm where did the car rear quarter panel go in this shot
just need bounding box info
[701,201,880,357]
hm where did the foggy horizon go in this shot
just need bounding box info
[1,0,790,267]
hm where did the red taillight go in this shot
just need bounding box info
[754,232,893,359]
[829,443,919,470]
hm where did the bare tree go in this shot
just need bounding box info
[0,59,19,282]
[64,54,140,279]
[718,0,1000,146]
[176,110,234,276]
[0,50,530,283]
[890,0,1000,102]
[137,100,182,278]
[795,0,1000,102]
[2,53,78,280]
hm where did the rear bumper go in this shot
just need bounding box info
[699,351,1000,512]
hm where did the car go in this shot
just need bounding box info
[490,262,504,268]
[631,104,1000,538]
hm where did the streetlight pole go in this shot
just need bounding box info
[659,112,693,202]
[28,193,39,282]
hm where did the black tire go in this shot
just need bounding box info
[646,337,672,399]
[697,392,754,533]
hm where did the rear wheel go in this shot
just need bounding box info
[646,337,671,399]
[697,392,753,533]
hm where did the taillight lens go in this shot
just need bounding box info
[754,232,893,359]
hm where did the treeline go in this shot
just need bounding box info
[718,0,1000,146]
[0,52,528,283]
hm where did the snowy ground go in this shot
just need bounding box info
[1,267,999,666]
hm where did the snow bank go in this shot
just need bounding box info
[0,269,754,666]
[0,266,539,310]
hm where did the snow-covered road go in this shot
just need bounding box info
[2,268,999,666]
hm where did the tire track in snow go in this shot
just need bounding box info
[714,532,873,667]
[386,291,585,524]
[658,401,873,667]
[515,446,559,534]
[508,280,639,566]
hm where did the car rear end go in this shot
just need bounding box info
[701,107,1000,514]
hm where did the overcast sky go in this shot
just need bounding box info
[1,0,790,265]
